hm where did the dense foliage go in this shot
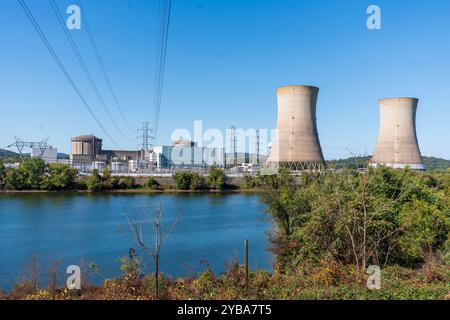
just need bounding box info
[0,160,5,188]
[1,167,449,300]
[259,168,450,271]
[146,177,161,190]
[86,169,137,191]
[173,172,206,190]
[208,166,228,190]
[1,159,79,191]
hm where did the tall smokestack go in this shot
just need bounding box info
[270,85,325,171]
[370,97,425,170]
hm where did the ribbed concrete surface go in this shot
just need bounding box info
[371,97,425,170]
[270,85,325,164]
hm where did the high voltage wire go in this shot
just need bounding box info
[102,0,136,133]
[77,0,136,134]
[16,0,121,149]
[49,0,131,143]
[144,2,150,114]
[153,0,172,140]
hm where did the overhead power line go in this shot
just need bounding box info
[16,0,121,149]
[49,0,131,143]
[102,0,136,131]
[153,0,172,139]
[77,0,136,133]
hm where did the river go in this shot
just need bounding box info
[0,193,273,291]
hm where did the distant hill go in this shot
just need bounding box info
[422,156,450,171]
[0,149,69,160]
[0,149,19,159]
[326,156,450,171]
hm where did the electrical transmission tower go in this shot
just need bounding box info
[230,126,237,167]
[255,129,261,166]
[138,122,153,151]
[7,137,50,159]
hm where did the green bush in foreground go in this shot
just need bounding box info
[260,167,450,271]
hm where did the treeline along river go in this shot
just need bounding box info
[0,193,273,291]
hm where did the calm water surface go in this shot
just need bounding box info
[0,193,273,290]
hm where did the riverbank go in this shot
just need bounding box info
[0,187,263,194]
[2,262,449,300]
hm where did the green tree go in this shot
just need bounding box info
[41,163,78,190]
[208,166,228,190]
[120,176,137,189]
[147,177,161,190]
[21,158,46,189]
[190,173,205,190]
[4,168,22,190]
[101,169,120,189]
[398,197,449,263]
[0,160,5,188]
[87,169,103,191]
[261,168,450,271]
[4,158,46,190]
[173,172,192,190]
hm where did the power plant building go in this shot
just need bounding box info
[370,98,425,170]
[154,141,225,168]
[70,135,107,166]
[269,85,325,171]
[70,134,147,171]
[31,147,58,163]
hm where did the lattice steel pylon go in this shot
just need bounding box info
[137,122,153,151]
[7,137,50,159]
[255,129,261,165]
[230,126,237,167]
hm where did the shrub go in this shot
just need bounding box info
[261,168,450,271]
[173,172,193,190]
[4,158,46,190]
[120,176,136,189]
[86,170,103,191]
[101,169,121,190]
[208,166,228,190]
[41,163,78,190]
[190,173,206,190]
[147,177,161,190]
[0,160,5,188]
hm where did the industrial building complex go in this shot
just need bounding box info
[69,134,225,173]
[8,85,426,174]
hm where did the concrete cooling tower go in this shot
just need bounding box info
[370,97,425,170]
[269,85,325,171]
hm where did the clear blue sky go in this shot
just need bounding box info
[0,0,449,159]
